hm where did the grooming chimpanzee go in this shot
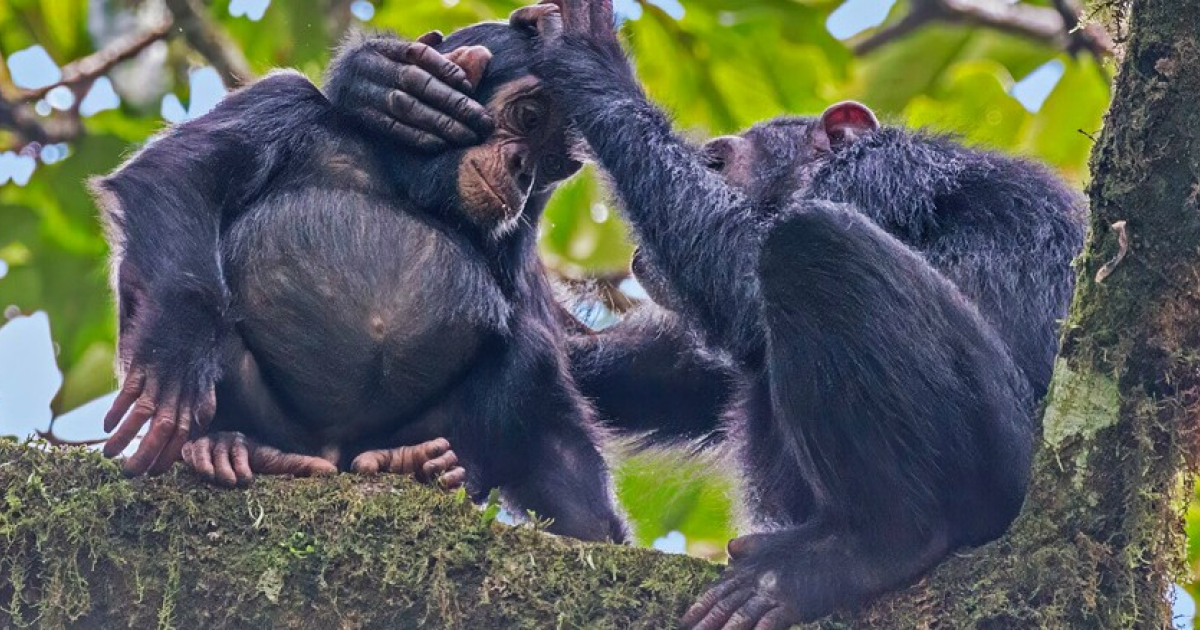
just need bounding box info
[93,17,628,543]
[349,0,1085,625]
[537,0,1084,625]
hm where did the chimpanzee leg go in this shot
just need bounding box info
[684,202,1034,628]
[447,323,627,543]
[183,335,336,486]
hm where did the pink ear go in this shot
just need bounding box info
[820,101,879,148]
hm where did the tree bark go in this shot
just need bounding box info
[2,0,1198,627]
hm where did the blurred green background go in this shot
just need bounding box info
[4,0,1161,614]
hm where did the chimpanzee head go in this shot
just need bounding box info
[630,102,879,310]
[403,21,581,236]
[698,101,880,208]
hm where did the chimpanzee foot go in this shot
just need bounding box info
[182,431,337,488]
[350,437,466,490]
[681,533,802,630]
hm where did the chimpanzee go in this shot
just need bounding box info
[340,1,1086,625]
[543,1,1085,625]
[92,16,628,543]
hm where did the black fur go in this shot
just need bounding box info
[95,24,626,543]
[536,31,1085,624]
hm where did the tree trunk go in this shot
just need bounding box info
[3,0,1198,627]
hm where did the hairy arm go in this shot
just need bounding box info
[534,2,768,361]
[94,71,328,475]
[568,305,738,447]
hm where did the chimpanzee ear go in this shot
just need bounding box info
[444,46,493,90]
[819,101,879,149]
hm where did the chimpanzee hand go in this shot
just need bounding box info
[680,569,798,630]
[335,31,495,153]
[102,359,217,477]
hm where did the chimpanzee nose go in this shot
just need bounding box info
[504,143,535,193]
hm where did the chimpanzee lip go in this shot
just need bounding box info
[469,159,524,217]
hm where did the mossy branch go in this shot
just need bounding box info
[0,440,718,629]
[3,0,1199,628]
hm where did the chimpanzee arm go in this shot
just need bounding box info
[93,71,329,476]
[568,305,737,447]
[534,5,769,362]
[447,316,627,543]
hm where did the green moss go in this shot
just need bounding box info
[0,439,719,629]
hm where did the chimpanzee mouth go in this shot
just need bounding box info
[469,159,525,218]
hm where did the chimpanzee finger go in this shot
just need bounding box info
[417,30,444,46]
[104,366,145,432]
[351,105,450,153]
[122,387,181,476]
[724,596,780,630]
[437,467,467,491]
[350,450,384,475]
[386,87,481,146]
[231,434,253,485]
[368,39,472,93]
[183,437,216,480]
[590,0,615,36]
[688,586,755,630]
[753,607,792,630]
[103,373,161,458]
[392,67,491,144]
[349,52,493,141]
[212,434,238,487]
[421,449,458,482]
[148,402,193,475]
[556,0,589,33]
[253,445,337,477]
[681,576,750,628]
[511,4,562,39]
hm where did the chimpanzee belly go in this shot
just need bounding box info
[221,187,508,445]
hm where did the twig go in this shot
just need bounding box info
[0,20,173,147]
[1049,0,1115,56]
[163,0,255,88]
[0,93,81,145]
[853,1,942,56]
[853,0,1113,58]
[17,19,173,103]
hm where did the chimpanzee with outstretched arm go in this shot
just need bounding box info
[334,2,1084,626]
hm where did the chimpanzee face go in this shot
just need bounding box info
[457,75,580,232]
[414,22,581,236]
[698,101,880,208]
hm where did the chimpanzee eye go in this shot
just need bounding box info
[512,100,545,133]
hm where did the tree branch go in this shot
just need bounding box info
[853,0,1113,58]
[16,19,173,103]
[163,0,255,88]
[0,20,172,148]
